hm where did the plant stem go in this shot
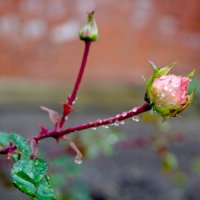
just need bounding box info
[59,41,91,128]
[35,102,151,142]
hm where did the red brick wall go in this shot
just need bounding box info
[0,0,199,85]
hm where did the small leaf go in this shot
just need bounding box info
[9,134,31,157]
[35,176,56,200]
[11,158,48,197]
[33,158,48,183]
[0,132,10,147]
[11,159,36,196]
[40,106,59,125]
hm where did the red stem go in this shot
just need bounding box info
[0,146,16,155]
[34,102,151,142]
[59,41,91,128]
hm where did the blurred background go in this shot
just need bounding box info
[0,0,200,199]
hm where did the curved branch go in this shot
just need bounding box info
[34,102,151,141]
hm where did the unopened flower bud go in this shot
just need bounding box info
[145,62,195,119]
[79,11,99,42]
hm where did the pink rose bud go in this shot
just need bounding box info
[145,62,195,119]
[151,75,190,107]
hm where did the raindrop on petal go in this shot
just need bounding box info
[161,92,165,98]
[171,92,176,97]
[171,78,180,88]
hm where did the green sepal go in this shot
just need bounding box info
[187,69,196,79]
[79,11,99,42]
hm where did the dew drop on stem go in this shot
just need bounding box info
[74,155,83,165]
[132,115,140,122]
[120,121,125,125]
[122,112,127,117]
[113,121,119,126]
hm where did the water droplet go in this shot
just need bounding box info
[132,108,137,113]
[120,121,125,125]
[74,155,82,165]
[113,121,119,126]
[181,92,186,99]
[97,119,103,123]
[65,116,68,120]
[132,115,140,122]
[168,87,172,92]
[122,112,127,117]
[164,85,168,91]
[161,92,165,98]
[171,92,176,97]
[116,114,121,119]
[92,127,97,130]
[171,78,180,88]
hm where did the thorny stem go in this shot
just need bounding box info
[34,102,151,142]
[59,41,91,128]
[0,146,16,155]
[0,102,151,156]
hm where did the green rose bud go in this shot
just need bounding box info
[79,11,99,42]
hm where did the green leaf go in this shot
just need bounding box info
[11,160,36,196]
[0,132,10,147]
[9,134,31,157]
[11,158,48,197]
[35,176,56,200]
